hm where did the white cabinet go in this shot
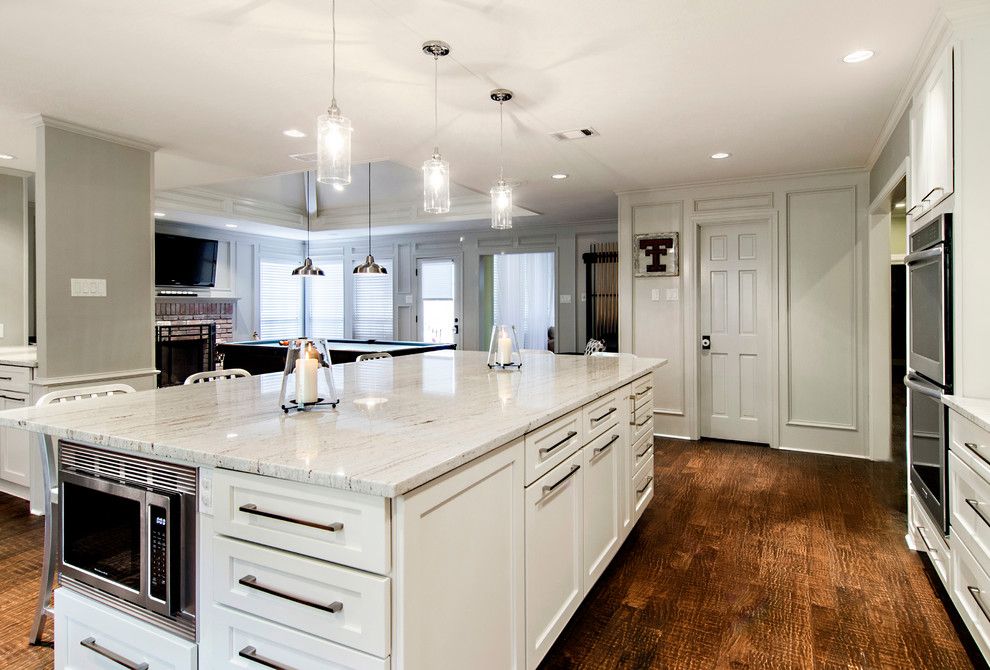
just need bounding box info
[582,427,621,591]
[55,588,197,670]
[525,449,584,670]
[0,393,31,489]
[909,46,954,219]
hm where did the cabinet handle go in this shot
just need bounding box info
[636,441,653,458]
[79,637,148,670]
[635,386,653,396]
[964,442,990,468]
[238,575,343,614]
[591,407,617,424]
[0,376,11,381]
[969,586,990,623]
[539,431,578,457]
[922,186,944,203]
[0,394,24,402]
[634,414,651,428]
[539,464,580,502]
[636,476,654,496]
[238,504,343,532]
[966,499,990,530]
[915,525,938,557]
[906,204,924,216]
[239,645,290,670]
[593,434,621,455]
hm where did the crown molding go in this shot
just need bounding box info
[943,0,990,23]
[31,114,160,153]
[0,165,32,179]
[156,187,306,229]
[613,166,867,197]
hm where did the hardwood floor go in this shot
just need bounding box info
[540,436,980,669]
[0,430,977,668]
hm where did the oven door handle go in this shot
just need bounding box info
[904,375,943,399]
[904,245,944,265]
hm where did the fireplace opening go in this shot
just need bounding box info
[156,322,216,387]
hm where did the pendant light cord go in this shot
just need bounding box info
[305,171,312,258]
[367,162,372,255]
[329,0,337,106]
[433,56,439,152]
[498,101,504,180]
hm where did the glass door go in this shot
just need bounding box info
[417,257,459,346]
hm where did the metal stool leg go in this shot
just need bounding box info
[29,434,56,647]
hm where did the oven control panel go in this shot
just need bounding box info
[149,504,169,603]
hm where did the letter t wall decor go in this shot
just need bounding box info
[634,232,679,277]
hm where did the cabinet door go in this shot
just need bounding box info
[525,450,583,670]
[908,98,927,217]
[583,429,621,591]
[0,396,31,488]
[924,46,953,206]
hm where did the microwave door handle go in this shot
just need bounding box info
[904,376,943,399]
[905,246,943,265]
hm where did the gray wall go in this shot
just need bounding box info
[35,124,155,381]
[0,173,28,346]
[869,108,910,203]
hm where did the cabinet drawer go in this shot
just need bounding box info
[0,365,31,394]
[950,410,990,486]
[213,535,390,656]
[632,431,652,474]
[910,487,950,586]
[950,451,990,571]
[631,403,653,442]
[631,376,654,411]
[205,603,389,670]
[213,469,390,574]
[524,409,584,487]
[953,537,990,660]
[55,588,197,670]
[632,455,654,522]
[583,392,620,443]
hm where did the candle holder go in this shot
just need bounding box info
[487,324,523,369]
[278,338,340,413]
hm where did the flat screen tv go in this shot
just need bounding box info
[155,233,219,287]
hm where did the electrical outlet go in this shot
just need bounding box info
[404,294,413,305]
[666,288,679,301]
[651,289,661,302]
[0,323,4,338]
[581,292,586,302]
[559,294,572,304]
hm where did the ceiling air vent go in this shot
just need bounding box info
[551,127,599,141]
[289,152,318,163]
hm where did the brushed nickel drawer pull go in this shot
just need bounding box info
[591,407,617,424]
[634,414,651,428]
[969,586,990,623]
[915,525,938,557]
[539,464,580,502]
[238,503,343,532]
[539,431,578,457]
[0,376,11,381]
[922,186,944,203]
[636,476,654,496]
[964,442,990,468]
[239,645,290,670]
[965,498,990,530]
[239,575,343,614]
[636,441,653,458]
[79,637,148,670]
[635,386,653,396]
[594,434,620,455]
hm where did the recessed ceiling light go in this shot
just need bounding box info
[0,153,15,160]
[154,211,165,217]
[551,173,569,180]
[710,152,731,160]
[895,202,906,209]
[283,129,306,138]
[225,223,238,228]
[843,50,875,64]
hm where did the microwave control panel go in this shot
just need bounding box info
[149,504,169,603]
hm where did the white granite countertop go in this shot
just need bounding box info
[944,395,990,434]
[0,345,38,368]
[0,350,665,497]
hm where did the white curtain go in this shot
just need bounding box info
[493,252,555,350]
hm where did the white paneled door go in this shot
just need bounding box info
[699,221,770,443]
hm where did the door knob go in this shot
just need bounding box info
[701,335,711,351]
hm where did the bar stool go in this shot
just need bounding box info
[29,383,137,647]
[183,368,251,384]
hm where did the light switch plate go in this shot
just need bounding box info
[666,288,679,301]
[71,278,107,297]
[0,323,4,338]
[651,289,661,302]
[559,294,572,304]
[404,294,413,305]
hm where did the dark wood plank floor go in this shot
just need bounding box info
[540,436,979,669]
[0,427,977,668]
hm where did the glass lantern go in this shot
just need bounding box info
[490,178,513,230]
[278,338,340,412]
[317,102,352,187]
[487,324,522,369]
[422,151,450,214]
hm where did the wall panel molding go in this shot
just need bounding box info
[693,192,773,212]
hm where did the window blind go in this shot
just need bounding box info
[352,258,393,340]
[259,256,304,338]
[307,257,345,339]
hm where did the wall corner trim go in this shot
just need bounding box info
[31,114,160,153]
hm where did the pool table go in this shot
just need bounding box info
[217,338,457,375]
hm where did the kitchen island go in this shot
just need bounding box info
[0,349,664,670]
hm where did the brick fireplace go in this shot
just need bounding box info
[154,297,238,386]
[154,296,236,343]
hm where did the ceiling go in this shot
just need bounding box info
[0,0,941,230]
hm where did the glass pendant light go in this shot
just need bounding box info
[354,163,387,275]
[293,172,325,276]
[421,41,451,214]
[490,88,513,230]
[317,0,352,188]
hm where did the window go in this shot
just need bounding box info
[352,258,393,340]
[307,256,345,339]
[259,255,304,338]
[485,252,555,350]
